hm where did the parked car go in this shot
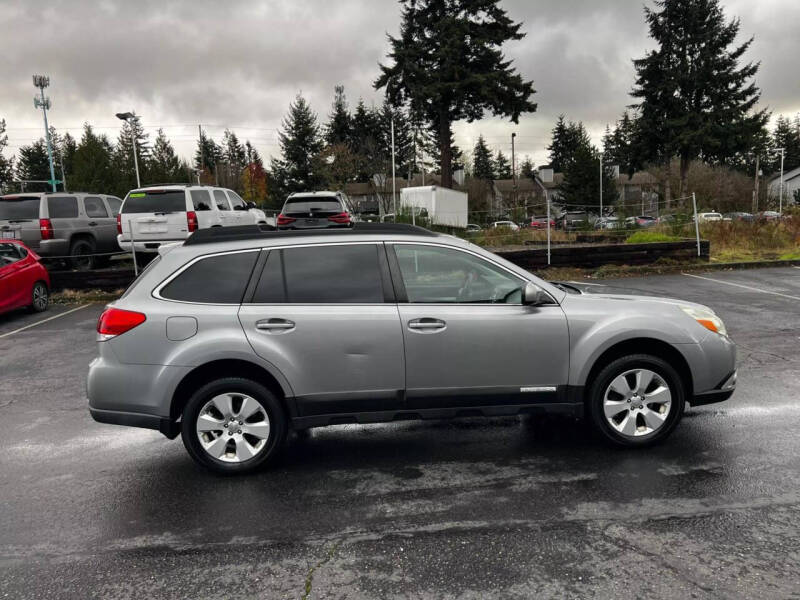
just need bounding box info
[625,215,657,228]
[490,220,520,231]
[529,215,555,230]
[0,240,49,315]
[559,211,590,231]
[0,192,122,270]
[277,191,355,229]
[88,223,737,474]
[723,212,754,222]
[757,211,781,222]
[465,223,482,235]
[117,185,268,254]
[696,212,723,223]
[595,216,621,230]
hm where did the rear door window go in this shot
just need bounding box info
[228,191,247,210]
[83,196,109,218]
[47,196,79,218]
[214,190,231,211]
[0,197,40,220]
[106,197,122,216]
[190,190,212,211]
[159,250,258,303]
[121,191,187,213]
[251,244,385,303]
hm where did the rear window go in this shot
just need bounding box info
[159,251,258,303]
[0,197,40,220]
[47,196,79,218]
[122,191,187,214]
[283,197,341,214]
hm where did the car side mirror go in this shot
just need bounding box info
[522,282,549,306]
[246,201,257,209]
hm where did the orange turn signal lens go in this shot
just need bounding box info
[696,318,719,333]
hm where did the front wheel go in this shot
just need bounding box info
[28,281,49,313]
[181,377,287,475]
[588,354,685,447]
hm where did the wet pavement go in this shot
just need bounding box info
[0,267,799,599]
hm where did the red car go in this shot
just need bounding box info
[529,215,556,229]
[0,240,50,315]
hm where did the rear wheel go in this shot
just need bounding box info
[588,354,685,447]
[181,377,287,475]
[28,281,49,313]
[69,238,95,271]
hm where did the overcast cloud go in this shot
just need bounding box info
[2,0,798,167]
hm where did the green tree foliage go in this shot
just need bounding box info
[60,133,77,189]
[560,122,618,210]
[518,156,535,179]
[71,125,115,194]
[350,100,381,182]
[376,0,536,188]
[16,139,50,187]
[113,113,150,192]
[244,141,263,169]
[222,129,246,170]
[602,111,642,178]
[194,130,222,173]
[632,0,769,200]
[472,135,495,181]
[325,85,352,147]
[0,119,13,191]
[547,116,592,173]
[149,128,189,184]
[269,94,325,200]
[770,115,800,173]
[494,150,512,179]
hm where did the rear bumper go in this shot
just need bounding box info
[118,236,186,253]
[36,238,69,256]
[89,407,179,438]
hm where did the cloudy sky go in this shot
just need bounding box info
[2,0,798,169]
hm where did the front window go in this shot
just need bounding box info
[394,244,524,304]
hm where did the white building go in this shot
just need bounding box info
[768,166,800,205]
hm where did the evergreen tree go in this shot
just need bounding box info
[149,129,186,184]
[603,111,642,178]
[561,142,618,210]
[546,116,590,173]
[72,124,115,194]
[376,101,414,180]
[771,115,800,173]
[376,0,536,188]
[113,113,150,190]
[325,85,352,147]
[519,156,535,180]
[270,94,325,198]
[60,133,77,190]
[428,124,464,174]
[494,150,512,179]
[222,129,246,169]
[632,0,769,200]
[350,100,381,182]
[16,139,50,186]
[0,119,13,191]
[472,135,495,181]
[194,130,222,172]
[244,141,263,169]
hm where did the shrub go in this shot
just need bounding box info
[625,231,680,244]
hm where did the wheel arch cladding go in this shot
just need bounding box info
[170,359,292,423]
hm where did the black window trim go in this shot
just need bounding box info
[152,248,261,305]
[243,241,395,305]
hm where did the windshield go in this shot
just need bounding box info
[122,191,187,213]
[0,197,40,220]
[283,197,341,214]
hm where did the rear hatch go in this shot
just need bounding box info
[0,195,42,248]
[281,196,343,228]
[119,190,189,241]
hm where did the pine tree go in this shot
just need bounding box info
[0,119,15,191]
[561,142,618,210]
[494,151,512,179]
[60,133,77,190]
[72,124,116,194]
[376,0,536,188]
[472,135,495,181]
[194,130,222,173]
[149,129,185,184]
[632,0,769,200]
[244,141,263,169]
[113,114,150,190]
[519,156,535,180]
[350,100,381,182]
[547,116,591,173]
[222,129,246,169]
[603,111,642,179]
[771,115,800,173]
[270,94,325,198]
[16,139,51,187]
[325,85,352,147]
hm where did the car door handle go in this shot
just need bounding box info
[88,221,97,226]
[255,318,296,332]
[408,318,446,332]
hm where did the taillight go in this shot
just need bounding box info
[277,213,296,226]
[116,214,122,235]
[328,212,351,224]
[97,308,146,339]
[187,210,198,232]
[39,218,53,240]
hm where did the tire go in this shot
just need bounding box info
[69,238,96,271]
[588,353,685,447]
[181,377,287,475]
[28,281,49,313]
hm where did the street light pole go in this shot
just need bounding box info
[778,148,785,216]
[599,152,603,217]
[33,75,57,192]
[511,132,517,218]
[116,112,141,188]
[391,116,396,218]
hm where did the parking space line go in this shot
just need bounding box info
[682,273,800,301]
[0,304,92,339]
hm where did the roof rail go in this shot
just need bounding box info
[183,222,439,246]
[138,182,195,188]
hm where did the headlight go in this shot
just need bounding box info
[681,306,727,336]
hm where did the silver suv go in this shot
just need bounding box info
[0,192,122,269]
[87,224,737,474]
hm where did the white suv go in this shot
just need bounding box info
[117,185,269,253]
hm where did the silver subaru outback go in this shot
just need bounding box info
[87,223,736,474]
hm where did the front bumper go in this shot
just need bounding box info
[691,370,737,406]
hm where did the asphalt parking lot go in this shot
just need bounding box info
[1,266,799,599]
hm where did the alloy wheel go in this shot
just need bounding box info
[195,393,271,463]
[603,368,672,438]
[32,284,48,311]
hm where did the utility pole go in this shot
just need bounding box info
[32,75,57,193]
[753,154,760,213]
[198,124,205,173]
[599,152,604,217]
[778,148,785,216]
[511,132,517,217]
[391,116,397,217]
